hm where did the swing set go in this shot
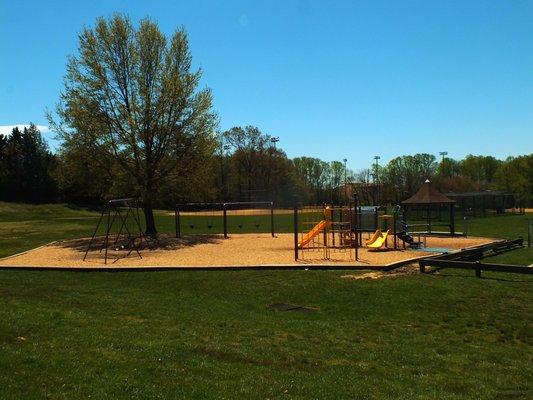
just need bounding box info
[83,198,151,264]
[174,201,276,239]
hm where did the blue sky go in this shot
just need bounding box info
[1,0,532,170]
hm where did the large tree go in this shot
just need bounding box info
[223,126,272,201]
[51,15,217,234]
[459,155,501,184]
[383,154,437,193]
[494,155,533,207]
[292,157,329,203]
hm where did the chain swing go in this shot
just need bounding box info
[206,209,215,230]
[237,209,244,229]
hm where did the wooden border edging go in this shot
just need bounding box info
[0,255,425,273]
[419,259,532,275]
[0,241,60,261]
[418,238,530,277]
[0,264,397,272]
[425,238,523,261]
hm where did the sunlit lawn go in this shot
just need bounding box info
[0,268,531,399]
[0,202,531,398]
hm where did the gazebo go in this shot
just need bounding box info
[401,180,456,236]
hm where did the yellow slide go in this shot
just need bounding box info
[367,229,391,250]
[298,220,329,248]
[365,230,382,245]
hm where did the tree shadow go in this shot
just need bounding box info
[427,268,532,283]
[57,233,223,253]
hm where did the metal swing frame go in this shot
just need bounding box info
[83,198,148,264]
[174,201,276,239]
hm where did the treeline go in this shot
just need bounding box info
[54,125,357,207]
[0,124,531,207]
[375,153,532,206]
[0,125,57,202]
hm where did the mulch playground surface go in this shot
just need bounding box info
[0,234,494,269]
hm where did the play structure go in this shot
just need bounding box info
[293,184,465,260]
[84,198,150,264]
[293,195,417,261]
[294,203,359,260]
[174,201,276,239]
[366,229,391,250]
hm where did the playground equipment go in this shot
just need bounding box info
[366,230,391,251]
[294,197,359,261]
[293,194,449,260]
[293,184,478,261]
[365,229,382,246]
[397,230,423,249]
[361,207,403,250]
[174,201,275,239]
[293,193,416,261]
[298,219,330,248]
[83,198,150,264]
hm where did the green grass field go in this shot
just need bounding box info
[0,202,531,398]
[0,267,531,399]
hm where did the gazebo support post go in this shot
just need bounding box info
[450,203,455,236]
[427,204,431,234]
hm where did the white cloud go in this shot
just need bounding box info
[0,124,50,135]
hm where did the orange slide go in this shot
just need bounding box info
[298,220,329,248]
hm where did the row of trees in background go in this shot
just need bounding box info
[376,153,532,207]
[0,125,56,202]
[53,124,354,207]
[1,15,530,234]
[1,124,531,210]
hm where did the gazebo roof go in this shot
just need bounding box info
[402,180,455,205]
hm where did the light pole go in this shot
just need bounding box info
[439,151,448,178]
[343,158,347,204]
[270,137,279,200]
[221,144,231,201]
[374,155,380,205]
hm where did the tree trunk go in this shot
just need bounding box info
[143,201,157,236]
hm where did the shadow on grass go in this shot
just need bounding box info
[428,268,533,283]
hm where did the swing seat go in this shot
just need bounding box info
[189,224,195,229]
[207,225,213,229]
[238,224,243,229]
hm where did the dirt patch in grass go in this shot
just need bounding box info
[341,264,420,280]
[341,272,385,280]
